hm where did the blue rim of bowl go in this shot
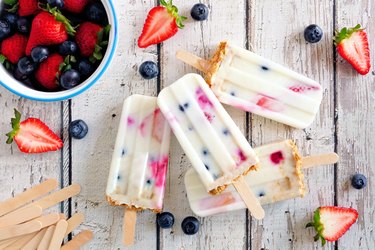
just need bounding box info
[0,0,119,102]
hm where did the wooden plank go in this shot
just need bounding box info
[335,0,375,249]
[0,95,62,215]
[69,0,159,249]
[159,0,249,249]
[247,0,336,249]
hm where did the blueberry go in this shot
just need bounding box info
[13,68,28,81]
[191,3,209,21]
[157,212,175,229]
[304,24,323,43]
[0,19,12,41]
[47,0,64,8]
[78,59,95,80]
[60,69,81,89]
[139,61,158,79]
[69,119,88,139]
[3,13,18,30]
[351,174,367,189]
[181,216,199,235]
[17,17,31,34]
[58,41,79,56]
[31,46,49,63]
[17,57,36,75]
[85,2,107,24]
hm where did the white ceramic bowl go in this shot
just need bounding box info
[0,0,118,102]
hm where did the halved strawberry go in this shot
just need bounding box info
[138,0,187,48]
[334,24,371,75]
[6,109,63,154]
[306,206,358,246]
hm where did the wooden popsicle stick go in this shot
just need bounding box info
[34,213,61,228]
[233,176,265,220]
[0,220,42,241]
[21,184,81,212]
[0,205,42,228]
[65,213,84,237]
[176,50,211,73]
[60,230,93,250]
[301,153,339,169]
[123,209,137,246]
[0,179,58,217]
[21,228,48,250]
[5,232,37,249]
[0,234,26,249]
[37,225,55,250]
[48,220,68,250]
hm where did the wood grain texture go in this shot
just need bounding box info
[335,0,375,249]
[69,1,159,249]
[159,0,249,249]
[247,0,336,249]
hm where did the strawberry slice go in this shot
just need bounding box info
[334,24,371,75]
[138,0,187,48]
[306,206,358,246]
[6,109,63,154]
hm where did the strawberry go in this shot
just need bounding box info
[334,24,371,75]
[75,22,110,62]
[306,206,358,246]
[0,33,28,64]
[6,109,63,154]
[138,0,187,48]
[25,8,75,55]
[35,53,64,90]
[64,0,90,14]
[7,0,40,17]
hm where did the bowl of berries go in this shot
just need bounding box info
[0,0,118,101]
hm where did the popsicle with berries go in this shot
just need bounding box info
[106,95,171,246]
[185,140,339,217]
[157,73,264,219]
[176,42,323,129]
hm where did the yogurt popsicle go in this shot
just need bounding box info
[185,140,339,217]
[176,42,323,129]
[157,73,264,219]
[106,95,171,245]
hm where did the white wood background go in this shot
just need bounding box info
[0,0,374,249]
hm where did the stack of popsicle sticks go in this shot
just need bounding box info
[0,179,93,250]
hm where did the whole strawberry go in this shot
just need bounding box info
[25,8,75,55]
[6,109,63,154]
[64,0,90,14]
[7,0,39,17]
[75,22,110,61]
[138,0,187,48]
[306,206,358,246]
[0,33,28,64]
[35,53,64,90]
[334,24,371,75]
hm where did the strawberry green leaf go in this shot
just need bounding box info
[4,0,17,4]
[160,0,187,29]
[6,109,21,144]
[6,2,19,13]
[334,24,363,45]
[0,55,7,64]
[46,4,76,36]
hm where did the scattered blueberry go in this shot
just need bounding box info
[17,17,31,34]
[304,24,323,43]
[17,57,36,75]
[31,46,49,63]
[85,2,107,24]
[78,59,95,80]
[261,66,269,71]
[58,41,79,56]
[181,216,199,235]
[139,61,158,79]
[47,0,65,9]
[60,69,81,89]
[351,174,367,189]
[0,19,12,40]
[157,212,175,229]
[69,119,89,139]
[3,13,18,30]
[191,3,209,21]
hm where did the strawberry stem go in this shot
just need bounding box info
[160,0,187,29]
[6,109,21,144]
[334,24,362,45]
[89,25,111,64]
[43,4,76,36]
